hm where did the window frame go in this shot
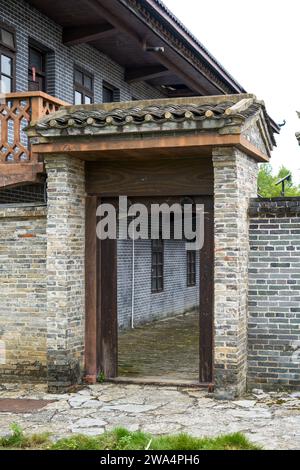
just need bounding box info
[102,80,119,103]
[187,250,196,287]
[0,22,16,93]
[74,64,94,105]
[151,239,164,294]
[28,43,47,92]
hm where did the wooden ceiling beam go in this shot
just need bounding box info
[85,0,141,42]
[125,65,170,84]
[63,23,116,46]
[164,88,196,98]
[84,0,210,95]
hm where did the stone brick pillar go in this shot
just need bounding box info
[212,147,258,397]
[45,155,85,392]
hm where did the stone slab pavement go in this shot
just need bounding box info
[0,383,300,450]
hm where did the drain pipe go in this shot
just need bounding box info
[131,227,135,329]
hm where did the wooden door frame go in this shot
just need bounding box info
[85,195,214,385]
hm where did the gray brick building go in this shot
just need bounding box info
[0,0,164,103]
[0,0,198,335]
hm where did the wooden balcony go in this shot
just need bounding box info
[0,91,67,188]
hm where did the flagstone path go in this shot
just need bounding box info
[0,383,300,449]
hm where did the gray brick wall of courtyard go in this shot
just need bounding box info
[248,198,300,390]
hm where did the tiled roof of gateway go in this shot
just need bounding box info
[32,96,277,145]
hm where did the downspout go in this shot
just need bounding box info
[131,227,135,329]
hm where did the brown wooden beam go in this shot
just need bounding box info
[98,211,118,379]
[0,163,44,188]
[85,0,140,42]
[84,196,98,383]
[63,23,115,46]
[198,196,214,384]
[164,88,196,98]
[32,134,270,162]
[125,65,169,84]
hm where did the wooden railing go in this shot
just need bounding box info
[0,91,67,187]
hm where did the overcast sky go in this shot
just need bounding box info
[164,0,300,181]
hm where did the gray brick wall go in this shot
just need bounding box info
[248,198,300,390]
[0,204,47,382]
[117,239,199,330]
[0,0,164,103]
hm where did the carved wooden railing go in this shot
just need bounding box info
[0,91,67,188]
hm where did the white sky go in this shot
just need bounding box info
[163,0,300,181]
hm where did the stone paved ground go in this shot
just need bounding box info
[0,383,300,450]
[118,311,199,381]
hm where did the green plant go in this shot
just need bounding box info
[0,423,50,449]
[0,425,261,451]
[258,164,300,198]
[97,371,105,383]
[51,428,260,451]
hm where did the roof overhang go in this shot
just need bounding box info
[25,0,245,97]
[28,94,276,162]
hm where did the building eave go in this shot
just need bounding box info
[143,0,246,94]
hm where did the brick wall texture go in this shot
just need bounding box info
[117,239,199,330]
[248,198,300,390]
[0,205,47,381]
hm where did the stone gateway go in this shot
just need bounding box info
[0,0,299,396]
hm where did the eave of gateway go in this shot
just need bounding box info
[28,94,277,162]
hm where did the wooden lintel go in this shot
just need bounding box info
[0,163,44,188]
[32,133,270,162]
[63,23,116,46]
[125,65,169,83]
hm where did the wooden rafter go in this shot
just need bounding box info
[125,65,170,83]
[63,23,116,46]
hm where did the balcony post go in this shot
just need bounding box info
[30,95,45,122]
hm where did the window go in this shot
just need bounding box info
[151,239,164,293]
[74,66,94,104]
[102,81,120,103]
[28,45,46,92]
[0,24,16,93]
[187,250,196,287]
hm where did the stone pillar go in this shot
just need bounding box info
[212,147,258,397]
[45,155,85,392]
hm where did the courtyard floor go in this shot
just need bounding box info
[118,311,199,382]
[0,383,300,450]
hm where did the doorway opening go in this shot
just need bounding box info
[93,196,213,386]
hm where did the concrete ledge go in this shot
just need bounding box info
[249,197,300,217]
[0,203,47,219]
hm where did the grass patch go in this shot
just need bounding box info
[0,423,50,449]
[0,425,260,451]
[51,428,260,451]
